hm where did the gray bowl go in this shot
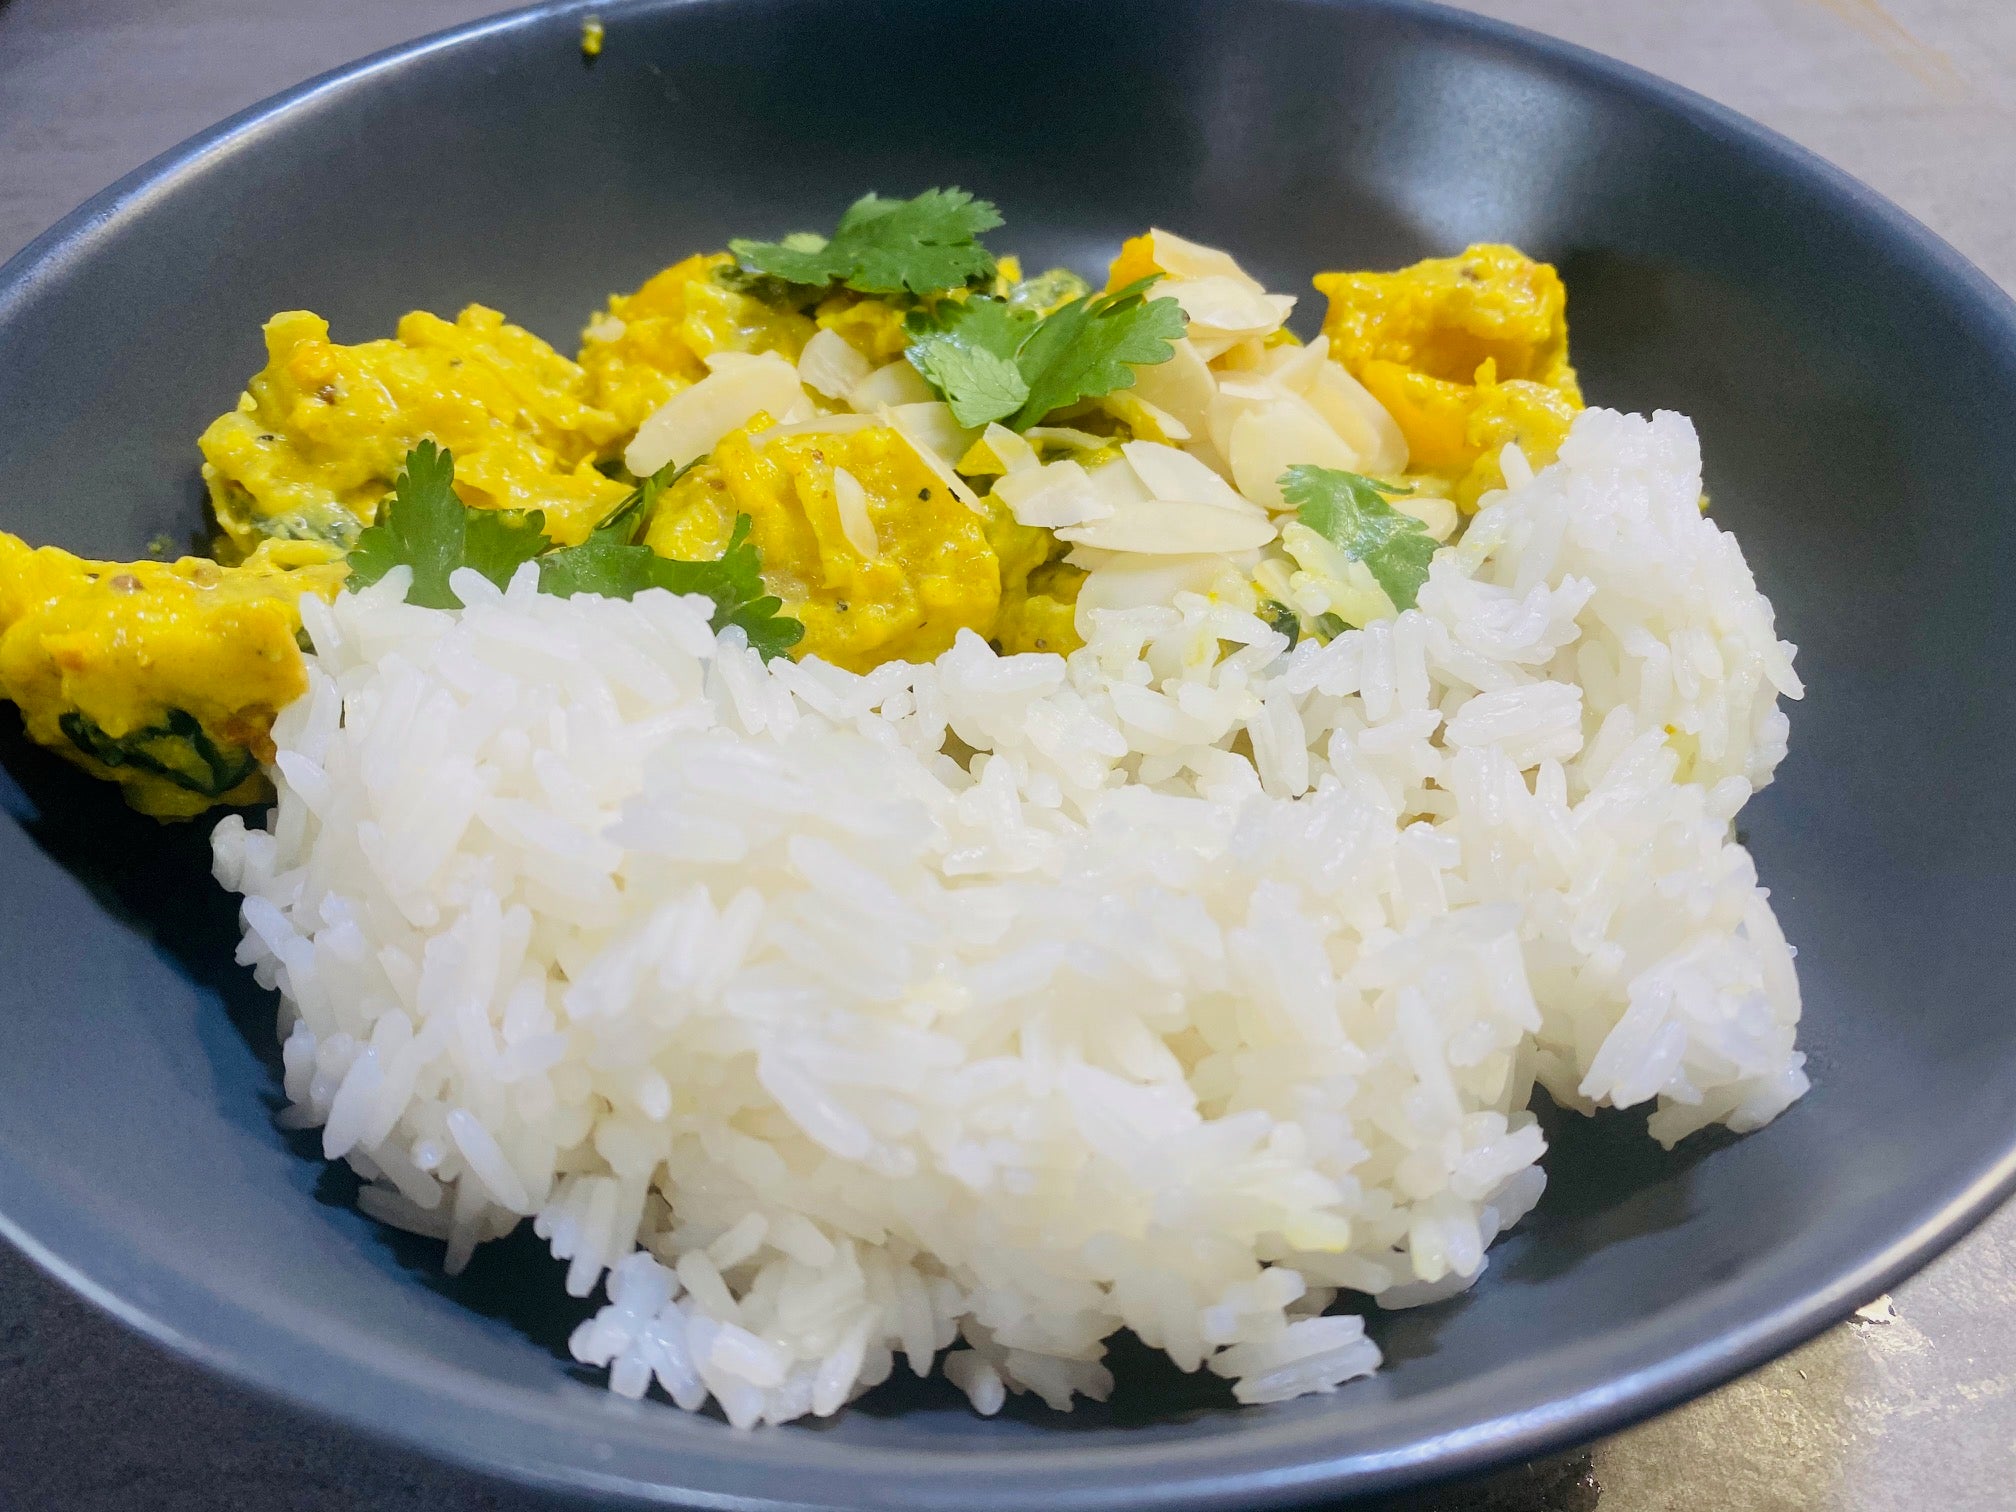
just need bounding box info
[2,0,2013,1506]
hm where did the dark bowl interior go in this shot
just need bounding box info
[3,0,2015,1507]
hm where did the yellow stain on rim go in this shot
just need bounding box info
[1801,0,1966,94]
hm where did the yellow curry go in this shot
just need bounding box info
[0,536,344,816]
[0,191,1582,818]
[1316,244,1582,509]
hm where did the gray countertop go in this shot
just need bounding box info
[0,1,2010,1508]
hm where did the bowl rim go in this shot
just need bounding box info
[4,0,2016,1506]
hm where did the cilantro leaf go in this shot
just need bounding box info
[463,508,554,588]
[592,455,698,545]
[904,297,1039,427]
[1282,465,1439,612]
[1259,599,1302,650]
[903,276,1188,432]
[922,345,1029,429]
[346,440,551,609]
[344,439,462,607]
[347,445,804,659]
[533,531,674,601]
[1011,276,1188,428]
[539,515,804,660]
[729,188,1001,298]
[720,231,840,293]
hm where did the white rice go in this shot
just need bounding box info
[213,408,1805,1425]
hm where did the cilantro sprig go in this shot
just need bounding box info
[905,296,1038,428]
[347,441,547,610]
[587,453,698,544]
[344,444,803,659]
[729,188,1001,298]
[1282,466,1438,613]
[540,515,803,659]
[904,276,1188,430]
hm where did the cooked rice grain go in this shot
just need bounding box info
[216,408,1805,1425]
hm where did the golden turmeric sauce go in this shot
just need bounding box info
[1314,244,1583,510]
[1,234,1583,816]
[200,305,628,552]
[647,421,1000,672]
[579,253,817,435]
[0,535,343,816]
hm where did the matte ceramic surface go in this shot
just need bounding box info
[1,1,2012,1506]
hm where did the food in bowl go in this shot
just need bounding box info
[0,190,1806,1426]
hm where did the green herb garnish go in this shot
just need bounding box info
[1260,599,1302,650]
[345,441,547,609]
[59,708,256,799]
[343,444,803,658]
[1282,465,1438,613]
[590,455,698,546]
[906,296,1040,428]
[540,516,803,660]
[905,276,1188,431]
[729,188,1002,298]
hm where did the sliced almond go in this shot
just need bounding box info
[1062,543,1119,572]
[1204,384,1255,460]
[831,466,880,558]
[797,328,874,401]
[1097,389,1190,444]
[1120,440,1264,517]
[1163,276,1296,342]
[880,403,983,511]
[1143,229,1268,294]
[991,424,1042,472]
[848,359,936,412]
[1209,336,1275,374]
[1022,425,1110,454]
[1258,332,1330,387]
[885,401,976,468]
[1302,361,1409,475]
[1215,374,1283,403]
[1212,335,1408,480]
[1085,455,1154,511]
[626,352,807,476]
[1228,395,1363,511]
[753,411,881,443]
[1181,432,1236,486]
[1074,552,1245,638]
[992,460,1113,529]
[957,422,1041,477]
[1394,491,1460,542]
[1056,498,1277,555]
[1126,336,1217,437]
